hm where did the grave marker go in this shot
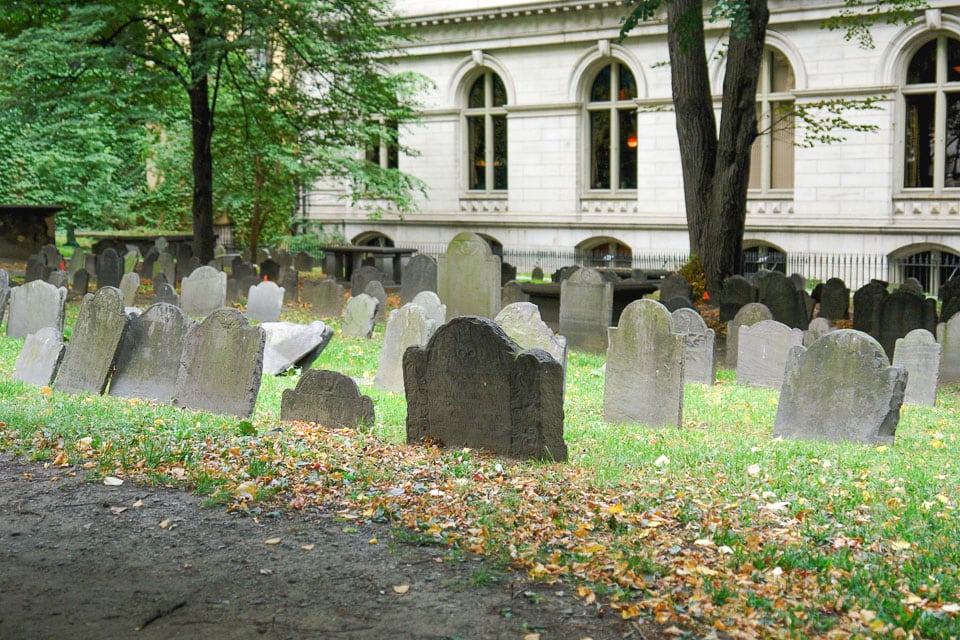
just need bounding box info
[437,232,501,319]
[12,327,65,386]
[736,319,803,389]
[281,369,375,428]
[559,267,613,353]
[893,329,940,406]
[109,302,189,402]
[55,287,128,395]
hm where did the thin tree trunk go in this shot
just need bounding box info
[187,13,216,264]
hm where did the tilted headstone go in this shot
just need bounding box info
[671,307,715,385]
[246,280,285,323]
[803,317,834,347]
[659,273,693,304]
[173,308,265,418]
[725,302,772,368]
[108,302,189,402]
[852,280,889,336]
[7,280,67,339]
[760,271,810,330]
[55,287,128,395]
[375,303,440,393]
[736,319,803,389]
[71,269,90,298]
[437,232,501,319]
[123,249,140,274]
[341,293,378,338]
[720,275,758,323]
[119,272,140,308]
[893,329,940,406]
[559,266,613,353]
[302,277,346,318]
[501,281,530,308]
[261,320,334,376]
[404,316,566,461]
[773,330,906,445]
[293,251,314,273]
[25,254,48,283]
[350,265,385,295]
[281,369,374,428]
[158,253,177,287]
[604,300,684,427]
[495,302,567,374]
[819,277,850,321]
[96,248,123,289]
[411,290,447,326]
[260,259,281,282]
[876,290,937,359]
[363,280,388,324]
[280,267,298,304]
[936,313,960,386]
[180,265,227,318]
[12,327,65,387]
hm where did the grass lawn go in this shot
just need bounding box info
[0,297,958,639]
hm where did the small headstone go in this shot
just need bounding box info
[7,280,67,339]
[552,265,580,283]
[84,253,97,279]
[119,272,140,308]
[274,248,292,270]
[437,232,501,318]
[852,280,889,336]
[260,259,281,282]
[936,313,960,386]
[659,273,693,304]
[55,287,128,395]
[736,319,803,389]
[225,277,239,304]
[531,266,544,281]
[501,281,530,308]
[40,244,62,269]
[123,249,140,274]
[45,270,68,288]
[71,269,90,298]
[401,254,438,305]
[158,253,177,287]
[140,248,158,281]
[363,280,388,323]
[25,254,47,283]
[803,317,834,347]
[261,321,334,376]
[559,267,613,353]
[604,300,684,427]
[893,329,940,406]
[350,265,385,297]
[67,249,86,280]
[154,282,179,306]
[404,316,567,461]
[671,307,715,385]
[293,251,314,273]
[237,275,261,300]
[109,302,189,402]
[725,302,773,369]
[877,290,937,359]
[154,237,169,254]
[96,248,123,289]
[375,303,440,393]
[12,327,65,386]
[720,275,758,323]
[773,330,906,445]
[180,265,227,318]
[819,277,850,321]
[495,302,567,376]
[341,294,379,338]
[411,291,446,326]
[281,369,375,428]
[173,308,265,418]
[214,242,226,259]
[789,273,807,292]
[246,280,285,323]
[179,255,202,281]
[302,278,346,318]
[280,267,298,304]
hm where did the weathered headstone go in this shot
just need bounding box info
[55,287,128,395]
[375,303,440,393]
[789,273,807,292]
[246,280,285,323]
[45,270,68,289]
[66,249,86,281]
[659,273,693,304]
[302,277,346,318]
[173,308,265,418]
[293,251,314,273]
[140,248,158,282]
[341,293,379,338]
[12,327,65,387]
[773,330,906,445]
[437,232,501,319]
[7,280,67,339]
[158,252,177,287]
[725,302,773,368]
[877,290,937,359]
[96,248,123,289]
[281,369,375,428]
[736,319,803,389]
[552,265,580,283]
[0,269,8,326]
[410,291,446,326]
[154,282,179,306]
[404,316,566,461]
[671,307,715,385]
[123,248,140,274]
[261,321,334,376]
[720,275,758,323]
[274,248,292,270]
[84,253,97,280]
[819,277,850,321]
[280,267,298,304]
[898,277,924,297]
[937,313,960,386]
[852,280,889,336]
[225,277,239,304]
[760,271,810,330]
[803,316,834,347]
[154,237,169,254]
[71,269,90,298]
[40,244,62,269]
[180,265,227,318]
[350,265,385,296]
[531,266,544,281]
[260,259,281,282]
[501,281,530,308]
[108,302,189,402]
[495,302,567,374]
[559,267,613,353]
[363,280,388,324]
[662,296,695,312]
[25,254,48,283]
[604,300,684,427]
[501,261,517,286]
[939,276,960,324]
[893,329,940,406]
[180,256,202,281]
[119,272,140,308]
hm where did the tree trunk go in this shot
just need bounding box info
[187,13,216,264]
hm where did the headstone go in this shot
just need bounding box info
[173,308,265,418]
[66,249,86,281]
[274,249,293,270]
[852,280,889,336]
[108,303,189,402]
[400,254,438,305]
[154,282,179,306]
[363,280,388,323]
[71,269,90,298]
[552,265,580,283]
[404,316,567,461]
[725,302,773,369]
[84,253,97,279]
[179,255,202,281]
[7,280,67,339]
[246,280,285,323]
[760,271,810,330]
[280,267,298,304]
[789,273,807,292]
[437,232,501,319]
[293,251,314,273]
[302,278,346,318]
[341,294,378,338]
[281,369,375,428]
[55,287,128,395]
[719,275,758,323]
[261,321,334,376]
[25,254,47,283]
[40,244,61,269]
[876,290,937,359]
[736,319,803,389]
[45,270,68,288]
[180,265,227,318]
[410,291,446,326]
[501,281,530,308]
[559,267,613,353]
[237,275,260,300]
[0,269,8,326]
[939,276,960,324]
[773,330,906,445]
[96,248,123,289]
[255,248,271,263]
[154,237,169,254]
[899,277,924,297]
[531,266,544,281]
[119,272,140,308]
[671,307,715,385]
[123,248,140,274]
[501,261,517,286]
[12,327,65,386]
[350,265,385,297]
[495,302,567,374]
[662,296,695,312]
[659,273,693,304]
[140,248,158,282]
[158,252,177,287]
[375,303,440,393]
[260,259,281,282]
[803,316,834,347]
[936,313,960,386]
[819,277,850,321]
[604,300,684,427]
[232,258,256,281]
[893,329,940,406]
[225,278,239,304]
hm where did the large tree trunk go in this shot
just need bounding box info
[187,14,216,264]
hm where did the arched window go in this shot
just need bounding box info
[586,61,638,191]
[749,48,795,191]
[465,70,507,191]
[903,35,960,190]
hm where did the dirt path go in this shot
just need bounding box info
[0,453,648,640]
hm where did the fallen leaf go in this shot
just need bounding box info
[654,455,670,467]
[523,634,540,640]
[259,568,273,575]
[393,584,410,594]
[265,537,282,545]
[132,499,144,508]
[158,519,171,529]
[747,463,761,477]
[52,451,69,466]
[368,537,378,545]
[103,476,123,486]
[301,544,315,551]
[942,603,960,613]
[110,506,127,515]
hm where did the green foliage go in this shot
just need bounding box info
[677,254,707,301]
[823,0,927,49]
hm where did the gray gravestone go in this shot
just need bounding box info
[404,316,566,461]
[180,265,227,318]
[350,265,385,296]
[293,251,314,273]
[0,268,8,326]
[604,300,684,427]
[154,237,169,254]
[225,278,239,304]
[55,287,128,395]
[375,303,440,393]
[71,268,90,298]
[40,244,62,269]
[495,302,567,374]
[803,316,834,347]
[67,249,86,281]
[274,249,292,270]
[559,266,613,353]
[154,282,179,306]
[877,290,938,360]
[937,313,960,386]
[532,266,544,281]
[281,369,375,428]
[501,261,517,286]
[173,308,265,418]
[181,256,202,281]
[341,293,379,338]
[261,321,334,376]
[671,307,715,385]
[893,329,940,406]
[819,277,850,321]
[140,248,158,282]
[12,327,65,386]
[302,278,345,318]
[246,280,285,323]
[899,277,924,297]
[437,232,501,319]
[363,279,388,324]
[260,259,281,282]
[84,253,97,280]
[760,271,810,330]
[119,272,140,308]
[109,302,189,402]
[725,302,773,369]
[659,273,693,304]
[662,296,695,312]
[25,254,48,283]
[411,291,446,326]
[789,273,807,292]
[123,248,140,274]
[7,280,67,339]
[852,280,889,336]
[45,270,68,289]
[158,253,177,287]
[96,248,123,289]
[736,319,803,389]
[774,330,906,445]
[939,276,960,324]
[281,267,298,304]
[501,281,530,308]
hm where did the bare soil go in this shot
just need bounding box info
[0,453,649,640]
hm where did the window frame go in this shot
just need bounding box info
[366,117,400,171]
[584,60,638,195]
[749,48,795,194]
[463,69,508,192]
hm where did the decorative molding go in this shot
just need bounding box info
[459,197,509,214]
[892,198,960,217]
[746,198,795,216]
[579,198,639,215]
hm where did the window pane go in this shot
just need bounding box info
[904,93,935,188]
[949,39,960,83]
[493,115,507,189]
[492,74,507,107]
[618,109,637,189]
[590,64,612,102]
[945,93,960,187]
[748,119,762,190]
[386,120,399,169]
[770,102,794,189]
[468,76,485,108]
[590,110,611,189]
[618,66,637,101]
[468,115,485,190]
[771,50,794,92]
[907,40,937,85]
